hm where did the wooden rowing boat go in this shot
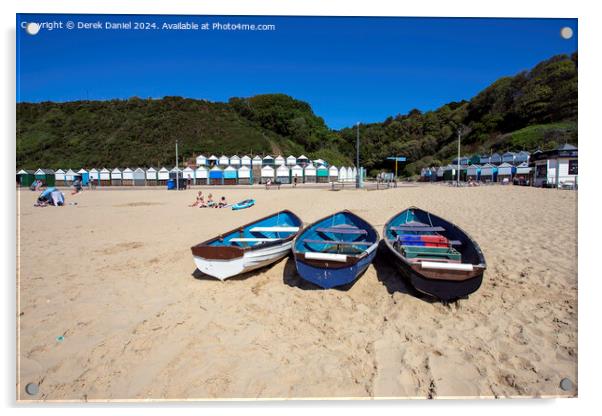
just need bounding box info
[191,210,303,280]
[292,210,379,288]
[383,207,487,301]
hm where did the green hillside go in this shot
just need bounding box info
[17,53,577,175]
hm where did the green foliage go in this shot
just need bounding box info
[17,53,577,175]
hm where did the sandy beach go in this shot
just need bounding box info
[16,184,577,400]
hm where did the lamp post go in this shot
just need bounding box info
[457,128,461,187]
[175,140,179,190]
[356,122,360,189]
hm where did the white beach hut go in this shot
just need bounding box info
[252,156,262,181]
[530,144,578,188]
[196,155,207,166]
[183,166,195,185]
[502,152,516,165]
[252,155,263,166]
[276,165,290,184]
[286,155,297,166]
[275,155,286,166]
[133,168,146,186]
[145,167,158,185]
[480,163,497,182]
[241,155,252,166]
[338,166,348,182]
[352,167,358,181]
[297,155,309,167]
[262,155,275,166]
[260,165,275,184]
[99,168,111,186]
[515,162,532,175]
[238,165,252,185]
[328,166,339,182]
[346,167,354,182]
[89,168,99,186]
[436,167,445,181]
[218,155,229,166]
[65,169,79,186]
[229,155,241,167]
[157,167,170,186]
[195,166,208,185]
[304,163,317,183]
[110,168,123,186]
[466,164,481,181]
[122,168,134,186]
[291,165,303,183]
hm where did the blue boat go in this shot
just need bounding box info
[292,210,379,288]
[232,199,255,210]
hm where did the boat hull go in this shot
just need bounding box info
[194,239,293,280]
[294,247,377,288]
[383,207,487,301]
[389,250,484,301]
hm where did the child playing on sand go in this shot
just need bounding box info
[218,196,227,208]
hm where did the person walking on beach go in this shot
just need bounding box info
[266,178,272,190]
[293,176,298,188]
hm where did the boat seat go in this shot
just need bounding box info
[249,226,299,233]
[304,252,348,262]
[402,245,462,262]
[302,239,373,246]
[316,227,367,235]
[389,237,461,246]
[391,225,445,232]
[230,238,281,242]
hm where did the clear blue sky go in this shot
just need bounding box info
[17,14,577,129]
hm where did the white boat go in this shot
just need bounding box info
[190,210,303,280]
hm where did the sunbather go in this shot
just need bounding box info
[189,191,204,207]
[218,196,227,208]
[206,193,216,207]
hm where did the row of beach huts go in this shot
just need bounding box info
[420,146,578,187]
[16,154,360,187]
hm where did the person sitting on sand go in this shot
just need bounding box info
[189,191,204,207]
[265,178,272,190]
[71,178,83,195]
[218,196,227,208]
[206,193,216,208]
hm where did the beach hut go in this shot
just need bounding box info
[252,156,262,181]
[145,167,158,186]
[34,168,55,187]
[260,165,275,184]
[513,162,532,185]
[209,166,223,185]
[54,169,66,186]
[316,165,329,183]
[262,155,275,167]
[291,165,304,182]
[77,168,89,186]
[110,168,123,186]
[275,155,286,166]
[497,162,515,183]
[442,165,456,182]
[229,155,241,167]
[133,168,146,186]
[429,167,437,182]
[490,153,502,165]
[122,168,134,186]
[17,169,35,187]
[435,167,444,181]
[345,167,354,182]
[157,167,170,186]
[466,164,481,181]
[218,155,229,167]
[469,155,481,165]
[304,163,317,183]
[208,155,218,167]
[237,165,252,185]
[502,152,516,165]
[64,169,79,186]
[89,168,99,186]
[530,144,578,188]
[338,166,348,182]
[99,168,111,186]
[276,165,291,184]
[196,155,207,166]
[297,155,309,167]
[195,166,208,185]
[241,155,252,166]
[516,151,530,164]
[328,166,339,182]
[286,155,297,166]
[480,163,498,182]
[452,156,469,166]
[183,166,195,186]
[479,155,491,165]
[223,166,238,185]
[352,167,358,181]
[314,159,326,167]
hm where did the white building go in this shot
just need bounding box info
[530,144,578,188]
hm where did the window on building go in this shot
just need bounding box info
[568,159,578,175]
[536,164,547,178]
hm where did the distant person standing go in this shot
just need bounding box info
[293,176,298,188]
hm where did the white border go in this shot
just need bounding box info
[3,1,600,415]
